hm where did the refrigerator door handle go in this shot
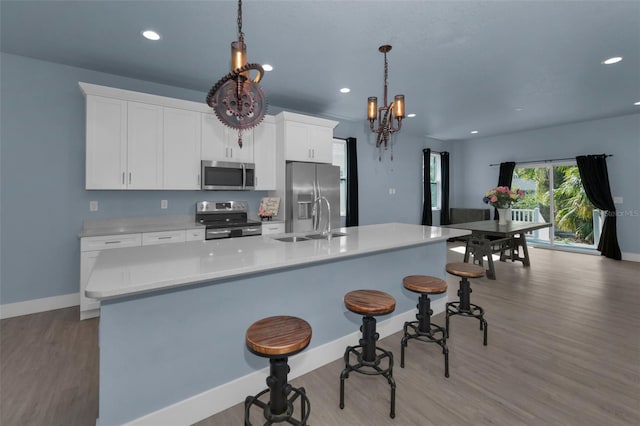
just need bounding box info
[312,181,318,231]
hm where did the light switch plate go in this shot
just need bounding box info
[161,200,168,209]
[613,196,623,204]
[89,201,98,212]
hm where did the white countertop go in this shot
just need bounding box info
[79,216,284,238]
[79,215,204,238]
[86,223,470,300]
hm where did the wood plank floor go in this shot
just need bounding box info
[2,244,639,425]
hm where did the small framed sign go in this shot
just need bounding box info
[258,197,280,220]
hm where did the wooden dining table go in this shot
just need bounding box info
[444,220,552,279]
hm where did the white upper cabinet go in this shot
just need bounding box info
[127,102,163,189]
[163,107,201,189]
[80,82,281,191]
[85,96,128,189]
[276,111,338,164]
[201,112,254,164]
[84,96,163,190]
[253,116,277,190]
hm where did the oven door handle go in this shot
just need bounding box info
[207,229,231,236]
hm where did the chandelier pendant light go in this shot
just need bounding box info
[206,0,267,148]
[367,45,405,161]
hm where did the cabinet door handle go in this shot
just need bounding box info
[198,174,201,185]
[105,240,122,245]
[129,172,132,184]
[230,147,233,158]
[122,172,125,185]
[158,236,172,240]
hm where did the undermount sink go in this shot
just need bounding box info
[305,232,347,239]
[274,236,310,243]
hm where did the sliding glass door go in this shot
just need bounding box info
[512,162,598,251]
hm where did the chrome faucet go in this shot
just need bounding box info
[312,195,332,236]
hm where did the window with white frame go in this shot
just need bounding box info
[424,152,441,210]
[332,139,347,216]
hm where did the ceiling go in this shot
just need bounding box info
[2,0,639,141]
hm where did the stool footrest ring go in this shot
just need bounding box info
[244,386,310,425]
[339,345,396,419]
[446,301,488,346]
[400,321,449,377]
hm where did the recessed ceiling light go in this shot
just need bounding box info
[634,101,640,106]
[602,56,623,65]
[339,88,351,94]
[407,113,416,118]
[142,30,161,41]
[262,64,273,72]
[514,107,524,112]
[470,130,479,134]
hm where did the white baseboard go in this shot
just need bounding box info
[0,293,79,319]
[622,251,640,262]
[125,299,446,426]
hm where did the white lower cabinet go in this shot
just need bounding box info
[80,233,142,320]
[186,228,206,241]
[80,229,197,320]
[142,230,186,245]
[261,222,285,235]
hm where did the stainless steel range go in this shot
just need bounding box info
[196,201,262,240]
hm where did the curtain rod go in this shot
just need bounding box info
[489,154,613,167]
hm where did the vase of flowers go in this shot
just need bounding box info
[482,186,524,225]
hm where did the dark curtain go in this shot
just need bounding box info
[421,148,432,225]
[495,161,516,221]
[439,152,450,225]
[576,155,621,260]
[345,137,359,227]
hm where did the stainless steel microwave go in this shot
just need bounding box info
[201,160,255,191]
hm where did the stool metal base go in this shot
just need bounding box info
[400,293,449,377]
[401,322,449,377]
[445,277,488,345]
[339,315,396,419]
[245,357,310,425]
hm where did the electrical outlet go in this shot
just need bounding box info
[89,201,98,212]
[613,196,623,204]
[161,200,168,209]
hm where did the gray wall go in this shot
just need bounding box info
[449,114,640,256]
[1,52,638,307]
[0,53,268,305]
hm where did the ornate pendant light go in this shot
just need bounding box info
[367,45,405,161]
[206,0,267,148]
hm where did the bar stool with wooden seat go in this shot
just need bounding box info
[340,289,397,419]
[445,262,488,345]
[400,275,450,377]
[245,315,312,425]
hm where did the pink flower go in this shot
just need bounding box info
[490,195,498,202]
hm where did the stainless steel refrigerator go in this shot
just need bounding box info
[285,162,340,233]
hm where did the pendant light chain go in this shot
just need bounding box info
[237,0,244,43]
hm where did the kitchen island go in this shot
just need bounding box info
[87,223,469,425]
